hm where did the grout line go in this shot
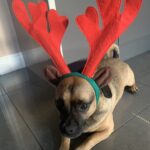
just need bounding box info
[1,80,45,97]
[135,104,150,115]
[0,86,44,150]
[113,104,150,134]
[112,116,136,134]
[132,113,150,126]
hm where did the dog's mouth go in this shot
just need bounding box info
[59,122,84,139]
[61,130,82,139]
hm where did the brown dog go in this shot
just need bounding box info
[44,44,138,150]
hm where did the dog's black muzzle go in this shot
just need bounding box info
[59,113,85,139]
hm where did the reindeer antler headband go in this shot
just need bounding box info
[12,0,142,104]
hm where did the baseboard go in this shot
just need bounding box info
[0,52,25,75]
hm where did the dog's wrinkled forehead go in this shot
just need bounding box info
[56,77,95,103]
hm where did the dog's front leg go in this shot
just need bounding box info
[75,127,114,150]
[59,136,71,150]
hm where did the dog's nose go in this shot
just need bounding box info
[65,125,76,135]
[60,121,77,136]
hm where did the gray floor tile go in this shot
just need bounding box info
[114,83,150,130]
[7,83,60,150]
[138,106,150,125]
[137,72,150,86]
[0,68,47,94]
[0,104,18,150]
[0,69,36,92]
[0,69,30,92]
[28,60,52,82]
[0,86,3,96]
[1,51,150,150]
[93,103,150,150]
[5,81,150,150]
[0,95,41,150]
[93,116,150,150]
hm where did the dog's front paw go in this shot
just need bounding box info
[59,145,70,150]
[59,136,70,150]
[75,147,91,150]
[59,142,70,150]
[75,148,84,150]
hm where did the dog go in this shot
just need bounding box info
[44,44,138,150]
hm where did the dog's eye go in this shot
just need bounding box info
[55,99,68,114]
[77,103,89,112]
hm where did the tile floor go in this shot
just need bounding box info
[0,51,150,150]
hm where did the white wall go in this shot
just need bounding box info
[120,0,150,60]
[7,0,55,67]
[56,0,150,62]
[1,0,150,75]
[0,0,20,56]
[0,0,25,75]
[55,0,97,63]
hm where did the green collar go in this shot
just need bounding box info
[62,72,100,104]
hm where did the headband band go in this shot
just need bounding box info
[62,72,100,104]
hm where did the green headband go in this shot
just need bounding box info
[62,72,100,104]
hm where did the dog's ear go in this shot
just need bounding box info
[101,86,112,98]
[94,67,112,98]
[44,65,62,86]
[44,60,86,86]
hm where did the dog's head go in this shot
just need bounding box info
[56,76,97,138]
[44,64,112,138]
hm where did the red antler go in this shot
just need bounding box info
[12,0,71,75]
[76,0,142,78]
